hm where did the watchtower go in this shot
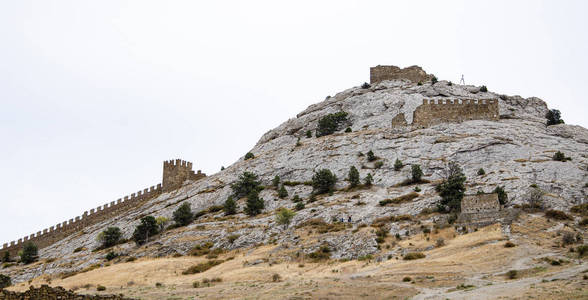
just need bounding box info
[162,159,206,191]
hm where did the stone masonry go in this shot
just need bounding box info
[1,159,205,259]
[392,99,499,128]
[370,65,433,84]
[0,285,135,300]
[457,193,505,226]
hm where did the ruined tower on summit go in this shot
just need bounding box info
[370,65,433,84]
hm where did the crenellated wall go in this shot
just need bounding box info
[1,159,206,259]
[399,98,499,128]
[162,159,206,192]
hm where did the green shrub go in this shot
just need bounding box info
[189,242,215,256]
[394,159,403,171]
[295,202,305,211]
[375,161,384,169]
[414,186,421,192]
[227,235,240,244]
[580,218,588,226]
[307,244,331,261]
[431,76,438,84]
[402,276,412,282]
[173,202,194,227]
[577,245,588,257]
[345,127,352,133]
[0,274,11,288]
[417,82,422,86]
[97,227,122,249]
[562,232,576,245]
[105,252,118,261]
[182,260,224,275]
[553,151,571,161]
[292,195,301,202]
[155,216,169,232]
[20,242,38,264]
[97,285,106,291]
[272,273,282,282]
[504,241,516,248]
[436,238,445,247]
[244,152,255,160]
[493,186,508,205]
[132,216,159,245]
[435,162,466,213]
[361,82,371,89]
[367,150,377,162]
[506,270,517,279]
[275,208,296,228]
[306,130,312,138]
[278,185,288,199]
[571,204,588,216]
[545,209,572,220]
[312,169,337,194]
[364,173,373,187]
[272,175,280,187]
[231,172,262,199]
[245,190,265,216]
[480,85,488,92]
[316,111,348,137]
[224,196,237,215]
[375,227,388,243]
[546,109,564,126]
[411,165,423,183]
[192,281,200,288]
[403,252,425,260]
[477,168,485,176]
[348,166,360,188]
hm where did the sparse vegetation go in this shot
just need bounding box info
[173,202,194,227]
[272,273,281,282]
[297,218,346,233]
[361,82,371,89]
[345,127,352,133]
[97,285,106,291]
[227,234,240,244]
[312,169,337,194]
[367,150,377,162]
[431,75,438,84]
[132,216,159,246]
[306,130,312,138]
[477,168,485,175]
[316,111,348,137]
[364,173,373,187]
[307,244,331,261]
[577,245,588,257]
[244,152,255,160]
[379,192,419,206]
[96,227,122,250]
[182,260,224,275]
[562,232,577,245]
[348,166,360,188]
[402,276,412,282]
[394,159,403,171]
[411,164,423,183]
[0,274,11,288]
[278,185,288,199]
[245,190,265,216]
[436,238,445,247]
[493,186,508,205]
[545,209,572,220]
[155,217,169,232]
[231,172,262,199]
[272,175,280,187]
[506,270,518,279]
[436,162,466,213]
[546,109,564,126]
[275,208,296,228]
[295,202,305,211]
[525,187,545,210]
[20,242,38,264]
[504,241,516,248]
[403,252,425,260]
[571,203,588,216]
[553,151,571,161]
[480,85,488,92]
[105,251,118,261]
[374,161,384,169]
[224,196,237,215]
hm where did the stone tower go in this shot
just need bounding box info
[162,159,206,192]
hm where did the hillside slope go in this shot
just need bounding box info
[2,68,587,299]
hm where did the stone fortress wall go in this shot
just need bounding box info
[0,285,135,300]
[391,99,500,128]
[456,193,516,226]
[370,65,433,84]
[461,193,500,214]
[1,159,205,258]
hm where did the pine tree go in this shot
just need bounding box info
[348,166,360,188]
[224,196,237,215]
[245,190,265,216]
[278,185,288,199]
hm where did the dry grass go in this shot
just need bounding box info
[379,192,419,206]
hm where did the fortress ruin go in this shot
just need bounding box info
[370,65,433,84]
[457,193,511,226]
[1,159,205,259]
[392,98,500,128]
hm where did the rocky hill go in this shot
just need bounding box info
[1,66,587,299]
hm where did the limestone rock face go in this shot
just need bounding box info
[3,71,588,284]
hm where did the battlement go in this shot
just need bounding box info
[396,98,499,128]
[370,65,433,84]
[162,159,206,191]
[1,159,206,258]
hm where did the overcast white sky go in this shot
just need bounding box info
[1,0,587,244]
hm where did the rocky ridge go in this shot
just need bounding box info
[2,67,588,285]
